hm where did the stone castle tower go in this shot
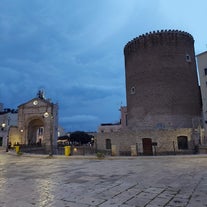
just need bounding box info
[124,30,201,130]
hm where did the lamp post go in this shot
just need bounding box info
[43,111,53,156]
[1,123,7,151]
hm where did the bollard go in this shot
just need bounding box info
[15,146,20,153]
[64,146,71,156]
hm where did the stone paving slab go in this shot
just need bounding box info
[0,151,207,206]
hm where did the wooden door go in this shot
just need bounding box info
[142,138,153,155]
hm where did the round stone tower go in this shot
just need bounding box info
[124,30,201,130]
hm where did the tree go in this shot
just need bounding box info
[70,131,93,145]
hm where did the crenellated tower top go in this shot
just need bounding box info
[124,30,194,56]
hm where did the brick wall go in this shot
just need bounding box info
[124,30,201,130]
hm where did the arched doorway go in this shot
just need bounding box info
[27,119,44,145]
[142,138,153,155]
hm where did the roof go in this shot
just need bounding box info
[196,51,207,57]
[18,97,53,108]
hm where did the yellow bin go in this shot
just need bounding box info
[15,146,20,153]
[64,146,71,156]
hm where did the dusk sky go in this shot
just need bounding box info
[0,0,207,132]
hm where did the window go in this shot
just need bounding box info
[105,139,111,149]
[130,86,136,94]
[177,136,188,150]
[204,68,207,76]
[38,127,44,136]
[186,54,191,62]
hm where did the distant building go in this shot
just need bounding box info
[98,123,121,133]
[98,106,127,133]
[197,51,207,147]
[0,105,18,147]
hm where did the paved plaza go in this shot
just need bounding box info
[0,151,207,207]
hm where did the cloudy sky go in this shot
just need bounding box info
[0,0,207,132]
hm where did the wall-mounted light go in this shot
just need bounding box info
[1,123,6,128]
[43,112,49,118]
[1,123,6,131]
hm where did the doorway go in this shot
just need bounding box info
[27,119,44,145]
[142,138,153,155]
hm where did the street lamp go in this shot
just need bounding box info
[1,123,6,130]
[1,122,7,152]
[43,111,53,156]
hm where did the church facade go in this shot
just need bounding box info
[9,91,58,154]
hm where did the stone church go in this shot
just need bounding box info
[9,90,58,154]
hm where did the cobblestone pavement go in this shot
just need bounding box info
[0,151,207,207]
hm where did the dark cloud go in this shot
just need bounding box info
[0,0,206,131]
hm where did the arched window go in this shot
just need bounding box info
[177,136,188,150]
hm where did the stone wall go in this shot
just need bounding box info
[95,128,197,155]
[8,126,21,146]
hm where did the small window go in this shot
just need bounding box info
[38,127,44,136]
[105,139,111,149]
[177,136,188,150]
[204,68,207,76]
[186,54,191,62]
[130,86,136,94]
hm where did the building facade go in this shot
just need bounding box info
[0,105,18,148]
[96,30,202,155]
[9,91,58,153]
[197,51,207,146]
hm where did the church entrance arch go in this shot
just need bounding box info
[27,119,44,145]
